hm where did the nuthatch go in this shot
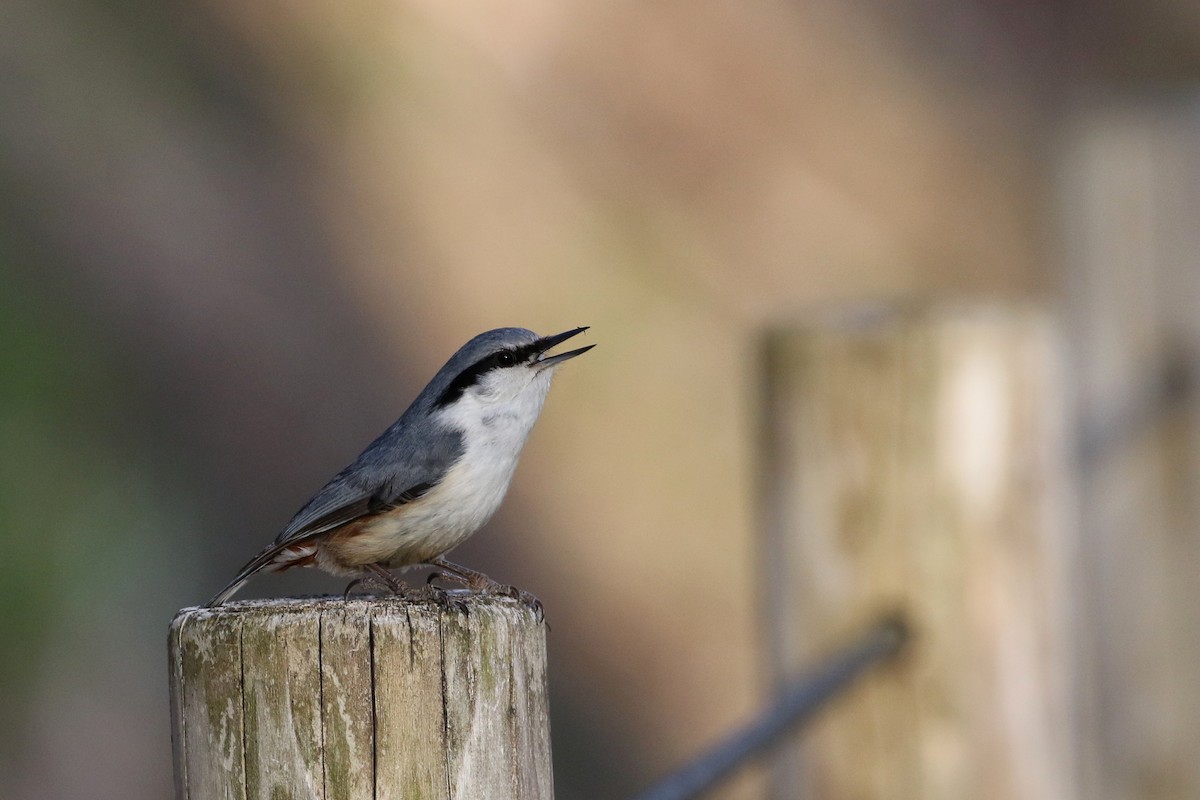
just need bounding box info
[206,326,592,608]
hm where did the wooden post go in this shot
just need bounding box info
[759,305,1079,800]
[168,596,553,800]
[1058,107,1200,800]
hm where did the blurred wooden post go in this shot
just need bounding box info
[1059,107,1200,800]
[168,596,553,800]
[759,305,1079,800]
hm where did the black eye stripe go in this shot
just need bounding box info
[509,342,542,362]
[434,348,527,408]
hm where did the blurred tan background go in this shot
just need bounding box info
[2,0,1199,798]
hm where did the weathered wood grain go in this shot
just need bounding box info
[169,595,552,800]
[241,609,323,800]
[171,609,247,800]
[319,602,374,800]
[373,601,446,800]
[510,608,554,796]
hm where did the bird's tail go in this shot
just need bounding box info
[205,539,315,607]
[206,576,253,608]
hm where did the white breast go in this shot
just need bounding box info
[375,370,554,565]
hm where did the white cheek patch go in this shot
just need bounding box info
[437,369,553,450]
[473,365,543,404]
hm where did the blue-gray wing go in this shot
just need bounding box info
[205,421,464,607]
[273,422,465,546]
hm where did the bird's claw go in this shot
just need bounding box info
[502,585,545,621]
[344,565,409,601]
[342,577,407,601]
[423,561,544,621]
[422,581,471,614]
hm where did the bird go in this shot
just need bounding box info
[205,326,593,608]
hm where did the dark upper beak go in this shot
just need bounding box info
[534,326,594,369]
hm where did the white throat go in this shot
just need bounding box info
[427,368,555,537]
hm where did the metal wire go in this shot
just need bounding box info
[628,353,1192,800]
[1076,352,1194,465]
[631,615,909,800]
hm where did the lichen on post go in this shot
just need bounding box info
[168,595,553,800]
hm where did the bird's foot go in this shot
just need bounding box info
[426,558,545,621]
[343,564,409,601]
[342,576,400,600]
[419,574,470,613]
[502,585,545,620]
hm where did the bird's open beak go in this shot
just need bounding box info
[534,326,594,370]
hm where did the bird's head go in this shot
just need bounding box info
[429,327,593,416]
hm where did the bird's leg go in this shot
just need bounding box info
[342,563,408,600]
[367,563,409,595]
[426,557,544,619]
[425,557,499,590]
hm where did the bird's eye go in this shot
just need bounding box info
[496,351,516,367]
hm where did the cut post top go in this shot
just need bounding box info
[169,591,554,800]
[173,591,547,622]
